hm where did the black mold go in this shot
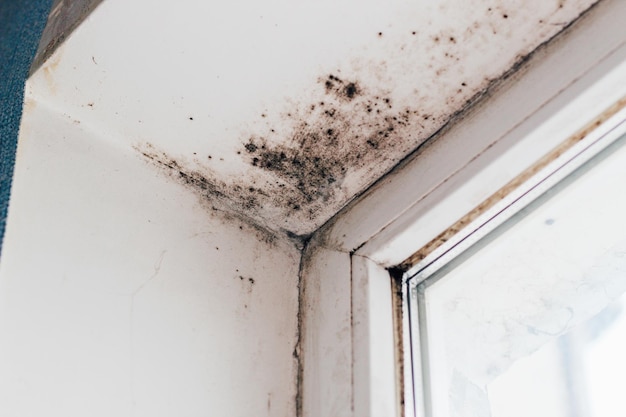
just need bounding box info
[136,144,282,246]
[239,73,423,220]
[139,69,431,237]
[136,1,600,242]
[322,74,361,102]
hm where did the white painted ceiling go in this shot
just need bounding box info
[28,0,599,238]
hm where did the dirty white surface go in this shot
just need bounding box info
[0,1,609,416]
[26,0,598,237]
[422,133,626,417]
[0,100,300,416]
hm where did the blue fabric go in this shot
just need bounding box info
[0,0,52,257]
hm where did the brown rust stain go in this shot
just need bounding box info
[400,95,626,271]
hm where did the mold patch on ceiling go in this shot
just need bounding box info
[28,0,601,238]
[240,75,410,219]
[138,72,426,237]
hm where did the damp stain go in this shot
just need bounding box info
[135,143,284,245]
[136,69,430,238]
[134,1,598,238]
[238,73,423,220]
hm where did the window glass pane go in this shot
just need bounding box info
[488,293,626,417]
[413,131,626,417]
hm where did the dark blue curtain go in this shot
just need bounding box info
[0,0,52,256]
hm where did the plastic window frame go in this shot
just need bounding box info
[301,2,626,416]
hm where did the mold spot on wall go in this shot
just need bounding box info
[135,143,284,246]
[135,59,437,237]
[322,74,360,102]
[134,0,598,238]
[236,275,255,290]
[238,72,425,220]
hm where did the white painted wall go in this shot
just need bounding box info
[0,98,300,417]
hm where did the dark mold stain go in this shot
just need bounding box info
[238,73,422,221]
[235,274,256,299]
[236,275,255,285]
[137,67,431,238]
[137,1,598,240]
[322,74,360,101]
[136,143,285,246]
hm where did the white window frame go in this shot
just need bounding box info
[299,1,626,416]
